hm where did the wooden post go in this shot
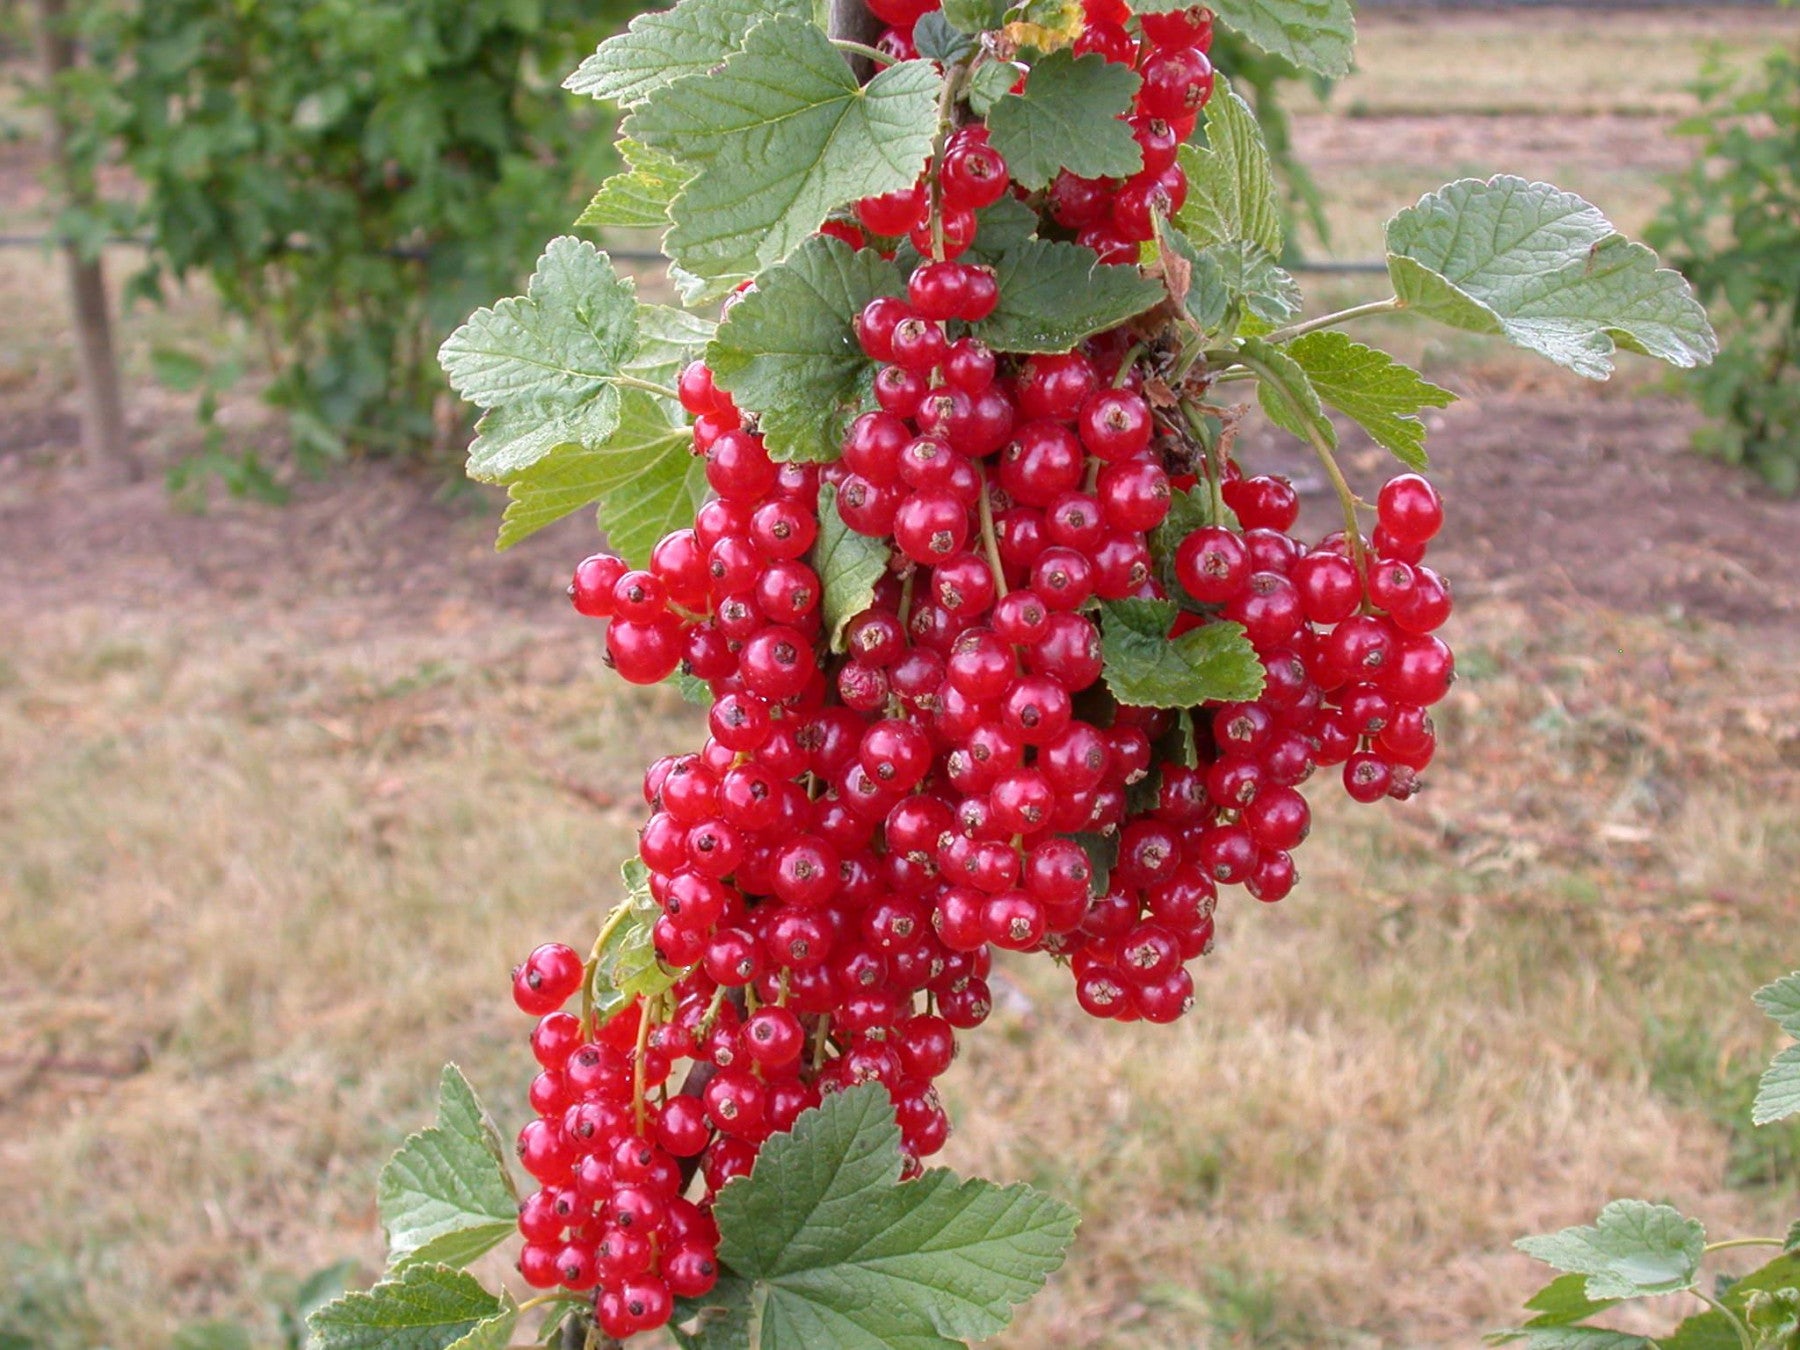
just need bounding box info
[31,0,135,480]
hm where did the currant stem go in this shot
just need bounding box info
[1695,1289,1756,1350]
[1704,1237,1788,1254]
[974,460,1010,599]
[1261,296,1403,347]
[609,373,682,401]
[1113,342,1147,388]
[1180,400,1227,526]
[829,37,895,65]
[631,994,655,1136]
[925,59,969,262]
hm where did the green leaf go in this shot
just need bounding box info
[912,12,975,63]
[495,389,703,560]
[967,59,1023,118]
[1174,78,1282,258]
[1787,1220,1800,1255]
[439,238,640,482]
[1066,831,1119,896]
[1661,1257,1800,1350]
[1285,332,1456,471]
[974,239,1164,353]
[706,236,904,463]
[1523,1274,1623,1327]
[1385,176,1718,380]
[593,860,683,1021]
[1490,1331,1649,1350]
[1202,240,1301,324]
[442,1310,521,1350]
[714,1084,1079,1350]
[811,483,892,653]
[308,1265,512,1350]
[1240,336,1335,447]
[1098,599,1265,708]
[1515,1200,1705,1301]
[1149,485,1216,601]
[565,0,812,107]
[1755,1046,1800,1127]
[377,1065,518,1272]
[576,140,690,230]
[1144,0,1355,79]
[629,19,943,281]
[631,304,719,394]
[1754,972,1800,1039]
[985,50,1142,191]
[942,0,1007,34]
[1745,1288,1800,1348]
[671,1273,756,1350]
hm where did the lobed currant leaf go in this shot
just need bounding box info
[713,1084,1079,1350]
[1285,331,1456,471]
[628,18,942,282]
[1134,0,1354,79]
[974,239,1164,353]
[378,1066,519,1272]
[984,50,1143,191]
[1788,1221,1800,1255]
[565,0,812,108]
[1386,176,1718,380]
[1754,972,1800,1039]
[912,12,976,63]
[812,483,893,653]
[1755,1046,1800,1127]
[495,389,707,560]
[438,238,641,483]
[966,59,1023,117]
[1175,78,1283,259]
[1240,336,1336,448]
[941,0,1008,34]
[576,140,691,231]
[1098,599,1265,708]
[706,235,906,462]
[307,1264,513,1350]
[1515,1200,1705,1301]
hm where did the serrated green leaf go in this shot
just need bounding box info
[1755,972,1800,1039]
[1203,240,1301,324]
[1386,176,1718,380]
[631,304,719,393]
[1175,78,1282,258]
[1155,222,1232,334]
[590,860,683,1021]
[1098,599,1264,708]
[1515,1200,1705,1301]
[378,1065,518,1272]
[565,0,812,107]
[912,12,975,62]
[671,1273,756,1350]
[577,140,691,230]
[714,1084,1078,1350]
[967,59,1023,117]
[440,238,640,483]
[1240,336,1335,448]
[1489,1331,1650,1350]
[1745,1287,1800,1348]
[1755,1046,1800,1127]
[308,1265,510,1350]
[495,389,704,560]
[1149,484,1213,593]
[706,236,904,463]
[1786,1220,1800,1255]
[974,239,1163,353]
[442,1309,520,1350]
[812,483,892,652]
[1285,331,1455,471]
[1523,1273,1623,1327]
[985,50,1141,191]
[629,19,942,281]
[1138,0,1354,79]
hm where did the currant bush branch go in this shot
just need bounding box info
[1261,296,1403,346]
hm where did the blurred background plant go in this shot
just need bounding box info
[1647,12,1800,495]
[45,0,631,495]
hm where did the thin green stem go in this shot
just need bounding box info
[1234,348,1367,576]
[1695,1289,1755,1350]
[1112,342,1147,388]
[975,459,1010,599]
[1180,400,1226,525]
[517,1291,583,1315]
[631,995,655,1137]
[1261,296,1403,347]
[610,373,681,401]
[1704,1237,1788,1254]
[830,37,896,65]
[925,62,966,262]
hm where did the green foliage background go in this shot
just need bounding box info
[67,0,633,486]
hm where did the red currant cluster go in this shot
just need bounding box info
[507,2,1456,1332]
